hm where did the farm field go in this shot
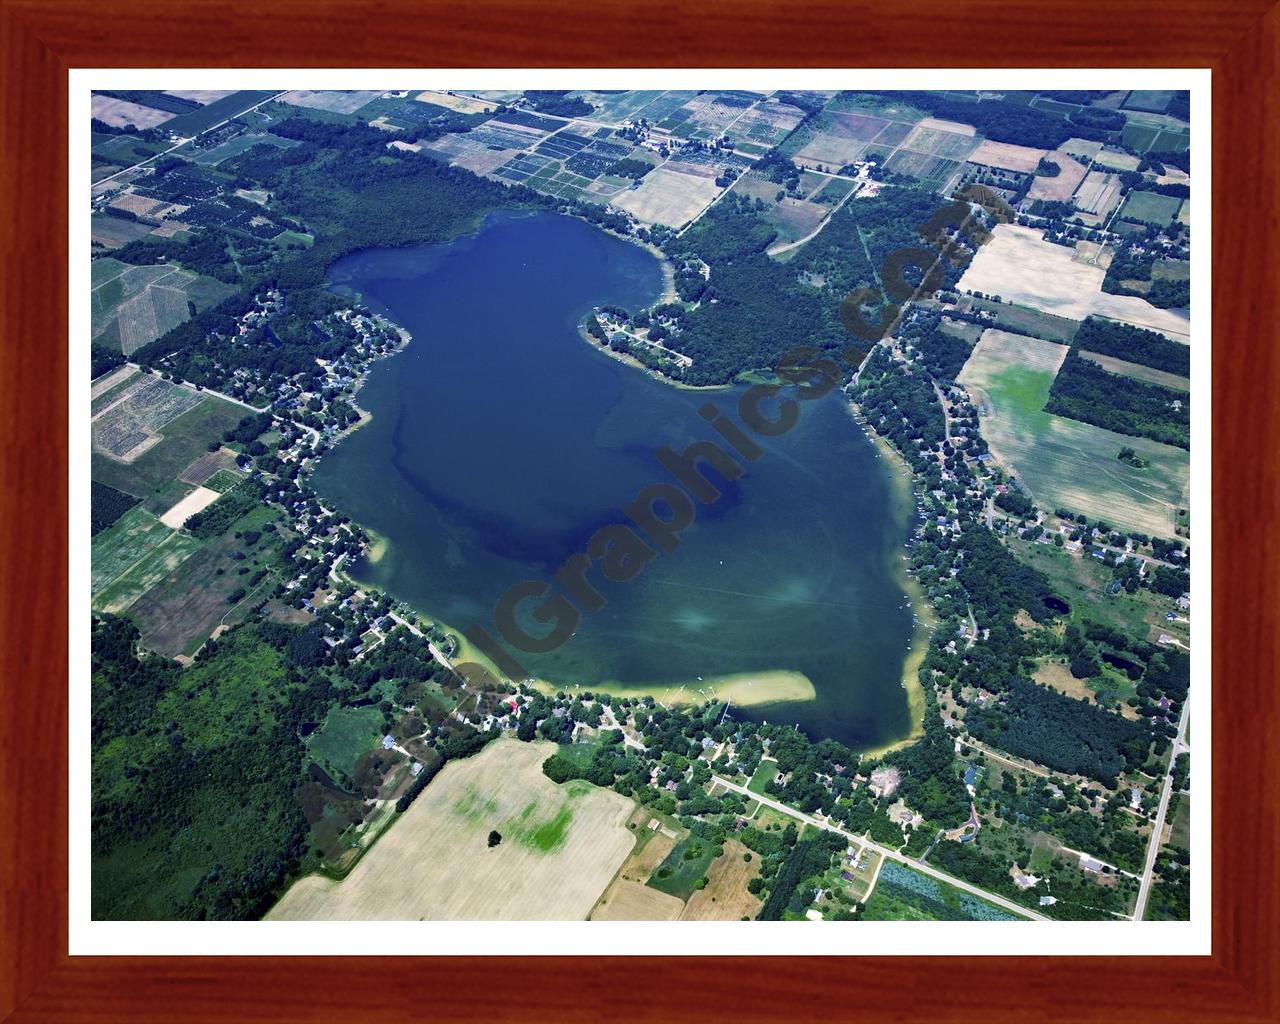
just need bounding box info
[1074,170,1122,216]
[861,862,1024,921]
[611,166,722,227]
[679,839,762,920]
[966,297,1081,344]
[968,139,1046,172]
[127,515,284,658]
[1078,351,1191,391]
[958,328,1190,539]
[591,811,685,920]
[957,225,1190,340]
[279,90,383,116]
[91,213,156,250]
[90,506,202,615]
[92,375,205,461]
[1026,152,1088,202]
[91,94,173,130]
[91,391,248,498]
[160,90,279,136]
[267,739,637,920]
[159,485,220,528]
[1119,190,1184,226]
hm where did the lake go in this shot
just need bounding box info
[313,211,919,750]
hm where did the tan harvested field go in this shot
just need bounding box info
[268,739,637,921]
[1074,170,1122,216]
[159,485,220,529]
[957,225,1191,340]
[109,193,171,220]
[279,90,382,115]
[455,146,519,175]
[1072,241,1113,269]
[91,94,173,129]
[959,328,1190,539]
[91,362,138,400]
[917,117,976,135]
[611,167,722,227]
[1079,351,1190,391]
[1058,137,1104,161]
[679,840,762,921]
[1094,148,1142,172]
[968,139,1047,172]
[793,133,867,169]
[416,90,495,114]
[1026,152,1088,201]
[591,879,684,921]
[164,90,237,104]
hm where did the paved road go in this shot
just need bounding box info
[713,774,1047,921]
[1133,695,1191,920]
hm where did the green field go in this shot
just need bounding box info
[969,297,1081,343]
[1119,190,1183,226]
[861,862,1024,921]
[959,329,1190,539]
[90,506,202,614]
[307,705,385,782]
[203,468,246,493]
[647,834,721,899]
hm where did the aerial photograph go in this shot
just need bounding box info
[87,84,1194,925]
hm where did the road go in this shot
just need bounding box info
[1133,695,1191,920]
[713,774,1047,921]
[94,92,288,187]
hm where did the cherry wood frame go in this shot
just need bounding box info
[2,1,1277,1020]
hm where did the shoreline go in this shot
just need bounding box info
[847,402,933,758]
[445,621,816,709]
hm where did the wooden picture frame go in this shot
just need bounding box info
[2,1,1275,1019]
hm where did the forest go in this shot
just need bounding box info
[1046,349,1190,448]
[965,676,1152,787]
[91,480,140,535]
[91,617,333,920]
[857,92,1109,150]
[1073,316,1190,375]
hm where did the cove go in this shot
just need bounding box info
[312,211,918,750]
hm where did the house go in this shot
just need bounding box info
[1130,787,1143,810]
[1079,854,1104,873]
[1013,872,1040,890]
[1039,895,1058,906]
[382,735,395,751]
[409,761,423,777]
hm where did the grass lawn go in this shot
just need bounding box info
[747,758,778,795]
[959,328,1189,539]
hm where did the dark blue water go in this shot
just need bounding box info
[312,211,916,749]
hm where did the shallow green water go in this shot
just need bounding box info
[313,211,917,748]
